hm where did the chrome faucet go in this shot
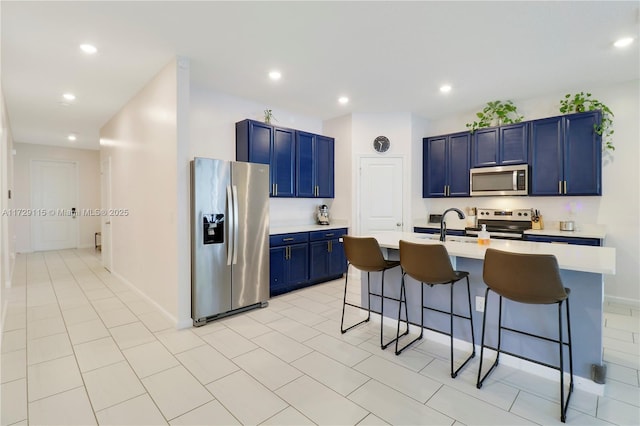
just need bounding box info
[440,208,465,242]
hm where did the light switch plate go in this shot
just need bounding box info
[475,296,485,312]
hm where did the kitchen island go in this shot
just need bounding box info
[360,231,615,393]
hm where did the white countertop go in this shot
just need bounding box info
[370,231,616,275]
[270,220,349,235]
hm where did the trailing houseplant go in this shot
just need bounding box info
[466,100,524,133]
[559,92,614,151]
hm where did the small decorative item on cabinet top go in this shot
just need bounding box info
[263,109,275,124]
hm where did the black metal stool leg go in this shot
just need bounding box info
[450,278,476,378]
[395,277,424,355]
[477,287,498,388]
[340,264,371,334]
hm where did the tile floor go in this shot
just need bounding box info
[1,249,639,425]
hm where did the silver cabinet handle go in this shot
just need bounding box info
[558,181,562,194]
[564,181,567,194]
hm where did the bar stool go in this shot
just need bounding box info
[477,248,573,423]
[395,240,475,378]
[340,236,408,349]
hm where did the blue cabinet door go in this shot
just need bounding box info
[309,240,329,282]
[472,124,527,168]
[315,135,335,198]
[269,247,288,296]
[529,116,564,195]
[530,112,601,196]
[564,111,601,195]
[448,132,471,197]
[424,133,470,198]
[472,128,498,168]
[272,127,296,197]
[423,136,447,197]
[269,243,309,296]
[288,243,309,285]
[296,131,315,197]
[500,123,528,165]
[328,238,347,276]
[296,132,335,198]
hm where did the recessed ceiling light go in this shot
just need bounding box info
[80,44,97,54]
[338,96,349,104]
[67,134,77,141]
[62,93,76,101]
[440,85,452,93]
[268,70,281,81]
[613,37,634,48]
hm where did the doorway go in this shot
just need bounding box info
[358,157,404,234]
[30,160,78,251]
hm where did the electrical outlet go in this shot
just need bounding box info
[475,296,485,312]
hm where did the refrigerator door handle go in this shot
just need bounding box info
[226,184,234,266]
[232,185,240,265]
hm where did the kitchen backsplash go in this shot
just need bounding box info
[420,196,604,230]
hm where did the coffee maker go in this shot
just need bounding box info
[317,204,330,225]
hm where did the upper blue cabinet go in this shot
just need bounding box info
[529,111,601,196]
[423,131,471,197]
[236,119,334,198]
[236,119,295,197]
[472,123,528,168]
[296,132,335,198]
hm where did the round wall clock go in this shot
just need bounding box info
[373,136,390,153]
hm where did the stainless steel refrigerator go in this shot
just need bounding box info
[191,157,269,326]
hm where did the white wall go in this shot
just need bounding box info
[1,92,15,287]
[100,58,190,326]
[189,84,333,228]
[12,143,100,252]
[415,79,640,303]
[323,114,353,228]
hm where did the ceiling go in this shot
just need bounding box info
[2,1,638,150]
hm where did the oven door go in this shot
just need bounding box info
[465,229,523,240]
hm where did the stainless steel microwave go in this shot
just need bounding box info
[470,165,528,196]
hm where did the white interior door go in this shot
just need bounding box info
[31,160,78,251]
[101,157,112,271]
[359,157,403,234]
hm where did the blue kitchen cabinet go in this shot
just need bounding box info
[423,132,471,198]
[296,131,335,198]
[523,234,601,246]
[269,233,309,296]
[236,119,295,197]
[529,111,601,196]
[308,228,347,283]
[472,123,528,168]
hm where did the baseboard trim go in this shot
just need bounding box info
[110,270,185,329]
[604,295,640,309]
[368,314,604,396]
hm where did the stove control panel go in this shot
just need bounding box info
[476,208,533,222]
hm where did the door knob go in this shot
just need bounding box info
[396,222,402,227]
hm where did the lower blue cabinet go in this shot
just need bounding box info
[523,234,601,246]
[309,229,348,283]
[270,228,347,296]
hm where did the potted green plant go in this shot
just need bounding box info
[264,109,275,125]
[466,100,524,133]
[559,92,614,151]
